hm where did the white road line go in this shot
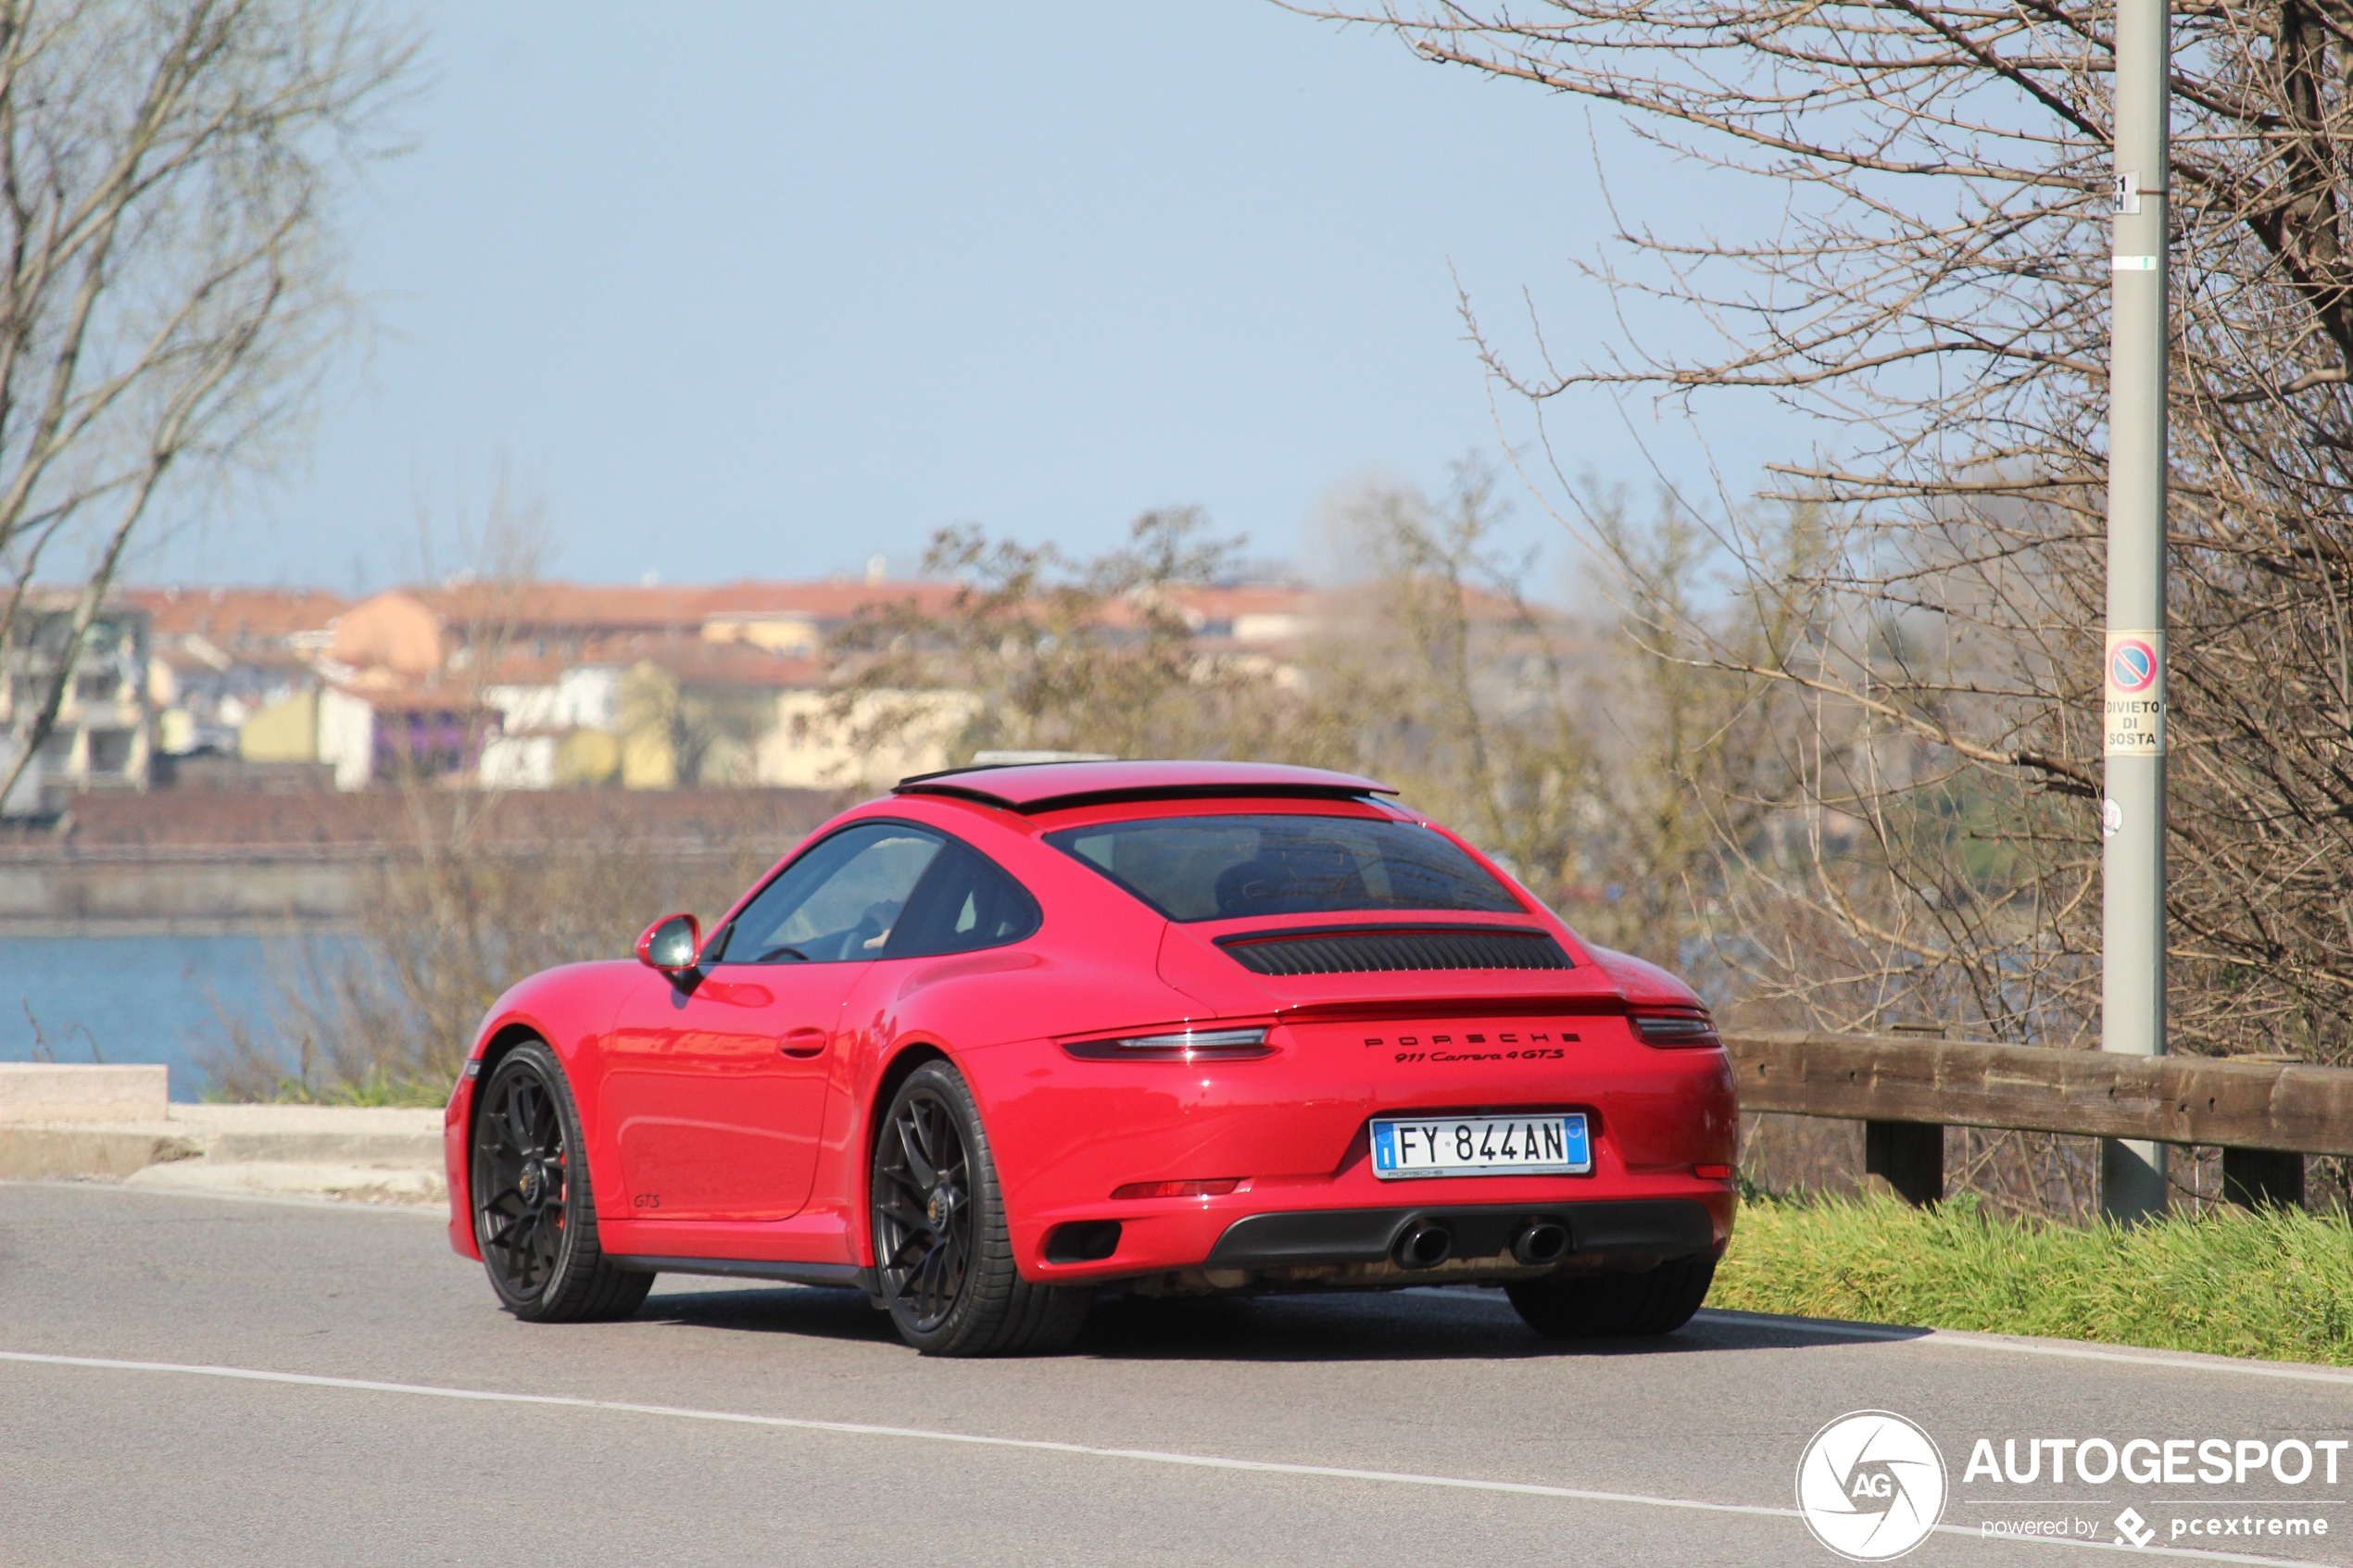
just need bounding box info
[1694,1311,2353,1388]
[0,1350,2329,1567]
[10,1188,2347,1387]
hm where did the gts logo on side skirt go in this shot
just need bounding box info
[632,1193,661,1209]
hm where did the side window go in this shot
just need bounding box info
[883,839,1043,960]
[716,823,944,964]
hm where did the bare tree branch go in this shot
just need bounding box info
[0,0,416,807]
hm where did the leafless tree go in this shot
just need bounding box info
[1306,462,1806,975]
[0,0,414,805]
[832,508,1337,765]
[837,470,1795,982]
[1297,0,2353,1070]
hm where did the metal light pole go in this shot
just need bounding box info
[2100,0,2171,1222]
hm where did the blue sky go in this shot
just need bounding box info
[140,3,1816,595]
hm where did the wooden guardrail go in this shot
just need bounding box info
[1722,1031,2353,1209]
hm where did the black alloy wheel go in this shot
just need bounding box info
[869,1060,1091,1356]
[472,1041,651,1323]
[874,1082,974,1332]
[1505,1253,1718,1339]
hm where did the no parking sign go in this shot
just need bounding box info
[2104,631,2165,755]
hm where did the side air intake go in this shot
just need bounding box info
[1214,924,1573,976]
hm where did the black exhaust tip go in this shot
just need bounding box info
[1392,1221,1453,1270]
[1510,1220,1570,1266]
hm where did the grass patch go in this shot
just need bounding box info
[202,1065,449,1109]
[1712,1192,2353,1366]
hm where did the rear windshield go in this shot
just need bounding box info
[1044,812,1526,922]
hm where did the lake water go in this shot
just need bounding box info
[0,935,313,1100]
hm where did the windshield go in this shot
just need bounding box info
[1044,812,1526,922]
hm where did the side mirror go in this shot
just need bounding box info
[635,912,701,973]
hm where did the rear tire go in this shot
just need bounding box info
[472,1041,652,1323]
[1505,1254,1717,1338]
[871,1060,1091,1356]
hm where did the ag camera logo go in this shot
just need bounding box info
[1797,1411,1948,1561]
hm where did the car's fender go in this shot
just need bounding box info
[808,931,1215,1261]
[444,960,643,1258]
[1580,943,1709,1010]
[1575,944,1736,1171]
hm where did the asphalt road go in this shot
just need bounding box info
[5,1183,2351,1568]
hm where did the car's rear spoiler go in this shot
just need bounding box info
[894,759,1397,815]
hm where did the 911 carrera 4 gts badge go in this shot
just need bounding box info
[1391,1047,1567,1063]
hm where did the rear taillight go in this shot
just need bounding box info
[1111,1178,1242,1199]
[1632,1012,1722,1048]
[1061,1026,1273,1061]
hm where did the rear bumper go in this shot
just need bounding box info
[1021,1178,1735,1292]
[1205,1198,1714,1269]
[982,1021,1738,1286]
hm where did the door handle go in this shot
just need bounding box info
[779,1027,828,1058]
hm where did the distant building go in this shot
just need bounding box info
[151,643,317,757]
[315,580,979,793]
[208,676,490,792]
[481,662,624,734]
[0,596,154,809]
[328,578,964,675]
[1164,584,1316,647]
[126,586,346,762]
[320,684,495,791]
[126,585,345,659]
[239,688,325,764]
[321,588,442,679]
[761,688,977,791]
[92,572,1347,798]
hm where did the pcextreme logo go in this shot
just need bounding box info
[1796,1411,1949,1562]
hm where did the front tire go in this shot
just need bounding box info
[870,1060,1091,1356]
[1505,1254,1718,1338]
[472,1041,652,1323]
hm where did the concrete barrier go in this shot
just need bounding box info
[0,1099,446,1205]
[0,1063,169,1123]
[0,1128,201,1181]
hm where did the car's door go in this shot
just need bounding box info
[601,822,946,1223]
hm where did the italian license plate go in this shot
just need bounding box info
[1370,1113,1591,1179]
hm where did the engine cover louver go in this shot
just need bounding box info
[1214,924,1573,976]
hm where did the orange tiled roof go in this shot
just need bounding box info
[414,579,962,633]
[122,586,346,645]
[131,577,1547,671]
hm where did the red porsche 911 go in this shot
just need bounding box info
[443,759,1739,1355]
